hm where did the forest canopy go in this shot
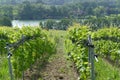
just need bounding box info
[0,0,120,20]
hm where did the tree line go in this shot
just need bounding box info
[1,0,120,27]
[0,1,120,20]
[40,19,73,30]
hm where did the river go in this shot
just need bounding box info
[12,20,41,28]
[12,20,60,28]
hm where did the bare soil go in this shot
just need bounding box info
[24,38,79,80]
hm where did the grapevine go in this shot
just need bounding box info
[0,26,56,78]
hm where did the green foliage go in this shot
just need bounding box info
[0,56,10,80]
[18,1,34,20]
[39,22,44,28]
[57,19,72,30]
[0,0,80,5]
[92,27,120,63]
[79,15,120,30]
[65,24,120,79]
[0,0,120,20]
[0,5,13,19]
[44,19,56,29]
[0,27,56,78]
[41,19,73,30]
[65,24,91,80]
[0,27,15,54]
[0,17,12,26]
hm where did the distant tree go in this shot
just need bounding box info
[0,17,12,26]
[0,6,13,19]
[57,19,72,30]
[32,4,46,19]
[18,1,33,20]
[93,6,106,17]
[36,0,44,3]
[10,0,17,5]
[49,6,58,18]
[44,19,56,29]
[39,21,44,28]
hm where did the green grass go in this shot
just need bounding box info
[49,30,66,37]
[0,55,10,80]
[48,30,66,45]
[95,58,120,80]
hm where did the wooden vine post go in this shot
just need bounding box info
[6,43,14,80]
[88,35,95,80]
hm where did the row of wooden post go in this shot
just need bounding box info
[88,35,98,80]
[6,35,97,80]
[6,35,25,80]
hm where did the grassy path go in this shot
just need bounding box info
[38,36,79,80]
[95,58,120,80]
[1,30,120,80]
[23,30,78,80]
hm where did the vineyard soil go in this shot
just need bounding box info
[24,31,79,80]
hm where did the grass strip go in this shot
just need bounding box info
[95,57,120,80]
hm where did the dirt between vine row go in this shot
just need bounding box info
[24,38,79,80]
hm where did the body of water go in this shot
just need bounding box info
[12,20,40,28]
[12,20,60,28]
